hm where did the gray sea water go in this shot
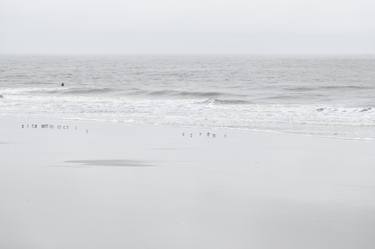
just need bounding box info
[1,55,375,139]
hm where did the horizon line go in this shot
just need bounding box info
[1,52,375,57]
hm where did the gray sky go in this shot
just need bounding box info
[1,0,374,54]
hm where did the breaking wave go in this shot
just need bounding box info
[198,98,253,105]
[36,87,117,95]
[9,87,248,100]
[286,85,373,92]
[136,89,247,99]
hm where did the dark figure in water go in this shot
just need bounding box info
[61,82,64,87]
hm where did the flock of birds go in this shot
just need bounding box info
[21,123,89,133]
[20,123,227,138]
[182,132,227,138]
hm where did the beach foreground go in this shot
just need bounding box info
[0,117,374,249]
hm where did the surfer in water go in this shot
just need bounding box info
[61,82,65,87]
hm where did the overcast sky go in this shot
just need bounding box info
[1,0,374,54]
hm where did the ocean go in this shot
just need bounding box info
[1,55,375,139]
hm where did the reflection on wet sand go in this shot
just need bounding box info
[65,159,154,167]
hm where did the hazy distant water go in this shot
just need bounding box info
[1,55,375,139]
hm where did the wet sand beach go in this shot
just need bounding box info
[0,116,375,249]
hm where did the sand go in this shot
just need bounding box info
[0,116,374,249]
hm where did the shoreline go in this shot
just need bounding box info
[2,113,374,142]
